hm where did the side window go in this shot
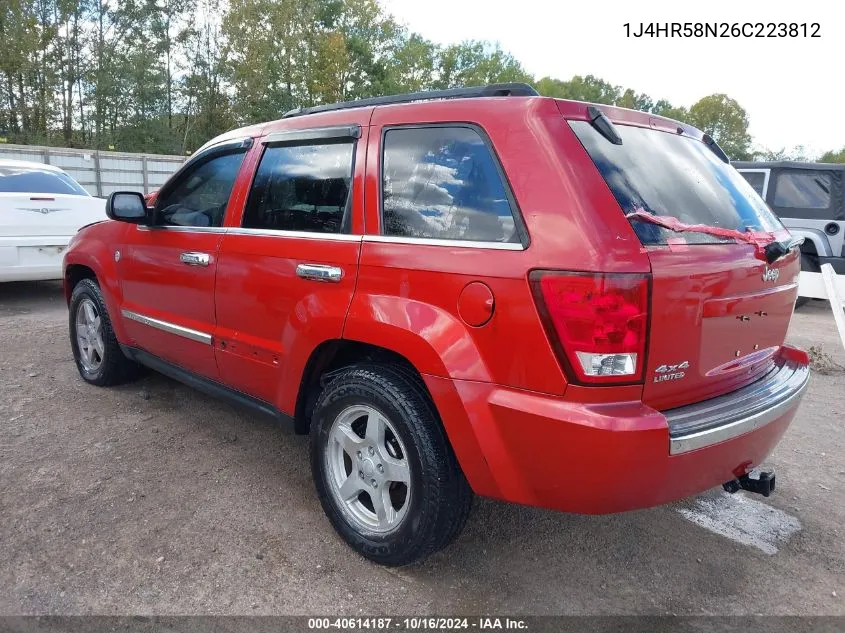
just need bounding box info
[381,126,519,243]
[738,170,767,198]
[242,142,354,234]
[156,152,246,227]
[773,171,831,209]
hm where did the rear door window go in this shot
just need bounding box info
[242,142,354,234]
[570,121,783,245]
[773,172,831,209]
[0,166,89,195]
[381,126,520,243]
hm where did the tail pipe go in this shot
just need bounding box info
[723,468,776,497]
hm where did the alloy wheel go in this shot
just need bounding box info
[324,404,412,533]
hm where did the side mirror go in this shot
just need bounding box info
[107,191,150,224]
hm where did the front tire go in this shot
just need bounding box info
[310,364,473,566]
[69,278,137,386]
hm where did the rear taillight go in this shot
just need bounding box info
[530,271,650,385]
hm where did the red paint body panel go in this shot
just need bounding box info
[214,233,362,411]
[212,111,370,412]
[64,94,809,517]
[63,221,131,342]
[426,369,799,513]
[119,228,222,379]
[345,249,565,392]
[643,244,800,409]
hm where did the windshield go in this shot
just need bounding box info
[569,121,783,245]
[0,166,90,196]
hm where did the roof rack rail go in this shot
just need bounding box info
[282,82,539,118]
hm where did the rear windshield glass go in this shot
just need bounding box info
[0,166,89,196]
[569,121,782,245]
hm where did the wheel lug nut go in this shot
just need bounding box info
[358,470,364,478]
[377,464,384,473]
[356,451,362,460]
[371,479,378,488]
[368,446,375,456]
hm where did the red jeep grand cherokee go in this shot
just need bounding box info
[64,83,809,565]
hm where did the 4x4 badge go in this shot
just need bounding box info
[654,361,689,383]
[762,267,779,282]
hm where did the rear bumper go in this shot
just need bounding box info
[666,354,809,454]
[425,345,809,514]
[0,263,64,282]
[0,236,70,282]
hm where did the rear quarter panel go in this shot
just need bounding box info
[345,97,651,395]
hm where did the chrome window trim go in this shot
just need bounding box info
[666,359,809,455]
[121,309,212,345]
[136,225,227,233]
[363,235,524,250]
[135,225,362,241]
[736,168,771,200]
[134,225,525,248]
[228,228,363,241]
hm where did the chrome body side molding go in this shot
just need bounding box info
[121,309,213,345]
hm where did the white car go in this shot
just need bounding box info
[0,159,106,282]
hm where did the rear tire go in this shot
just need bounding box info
[310,363,473,566]
[795,252,818,309]
[69,278,138,386]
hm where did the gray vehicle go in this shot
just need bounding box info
[735,160,845,305]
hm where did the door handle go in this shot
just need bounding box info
[296,263,343,283]
[180,252,211,266]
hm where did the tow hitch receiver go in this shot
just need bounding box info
[722,469,776,497]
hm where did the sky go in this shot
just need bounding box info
[383,0,844,159]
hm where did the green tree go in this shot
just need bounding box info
[651,99,689,122]
[819,147,845,163]
[536,74,619,104]
[0,0,771,159]
[687,94,752,160]
[386,32,437,93]
[435,41,532,89]
[753,145,809,162]
[616,88,653,112]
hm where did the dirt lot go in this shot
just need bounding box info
[1,281,843,616]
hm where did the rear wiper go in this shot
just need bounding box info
[702,133,730,164]
[587,106,622,145]
[626,209,785,262]
[763,235,804,264]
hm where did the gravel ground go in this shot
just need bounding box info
[1,281,843,616]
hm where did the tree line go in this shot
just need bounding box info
[1,0,842,162]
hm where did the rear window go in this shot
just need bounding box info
[0,166,89,196]
[243,142,354,234]
[381,126,519,243]
[773,172,831,209]
[570,121,782,245]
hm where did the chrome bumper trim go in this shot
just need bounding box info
[666,360,810,455]
[121,309,212,345]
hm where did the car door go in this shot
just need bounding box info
[118,138,252,380]
[214,120,368,413]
